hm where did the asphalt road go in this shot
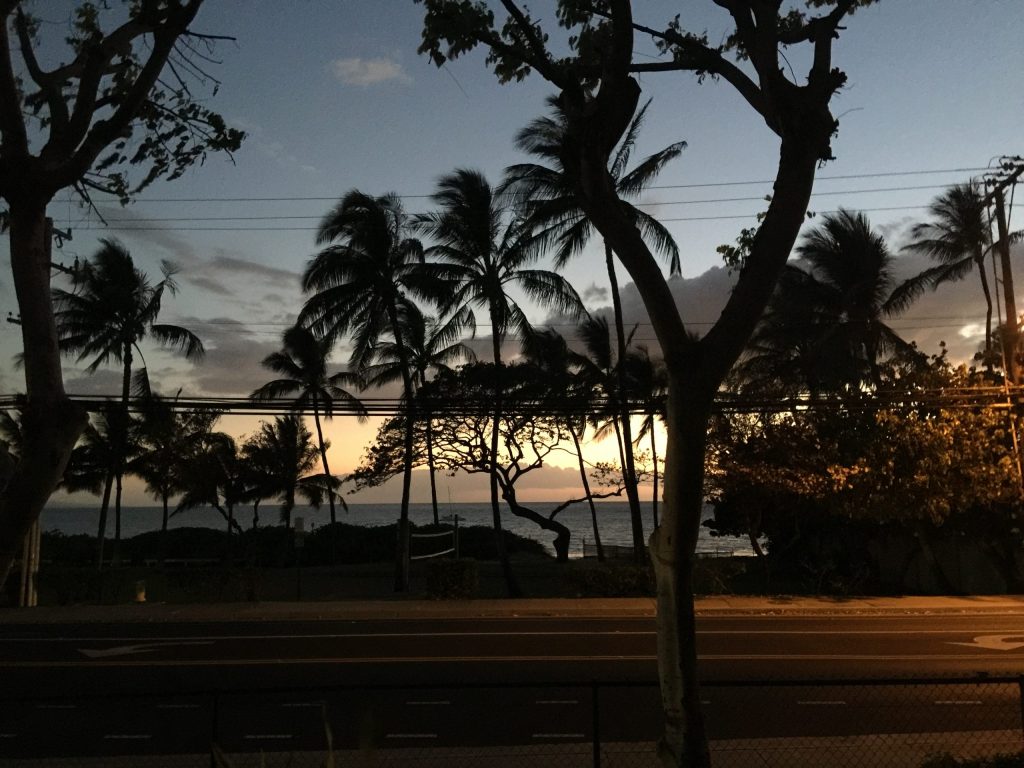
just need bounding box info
[2,612,1024,757]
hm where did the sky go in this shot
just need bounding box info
[3,1,1024,506]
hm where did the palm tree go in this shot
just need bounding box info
[418,168,583,595]
[62,412,119,567]
[521,327,605,560]
[53,239,204,562]
[738,209,918,395]
[900,182,995,363]
[575,314,651,552]
[175,432,246,560]
[251,325,364,527]
[503,98,683,551]
[361,304,475,524]
[628,346,668,529]
[241,415,324,529]
[300,191,444,591]
[130,374,219,563]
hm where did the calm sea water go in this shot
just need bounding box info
[40,501,752,559]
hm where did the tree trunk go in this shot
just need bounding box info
[387,302,416,592]
[606,241,646,562]
[976,252,994,362]
[426,415,440,525]
[311,403,337,525]
[0,205,88,592]
[650,424,660,530]
[571,426,603,561]
[649,379,711,767]
[501,484,572,562]
[158,491,169,566]
[95,470,114,569]
[113,469,123,566]
[111,350,132,568]
[489,324,519,597]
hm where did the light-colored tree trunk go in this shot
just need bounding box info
[0,206,87,592]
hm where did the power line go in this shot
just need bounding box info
[90,186,953,225]
[72,205,933,232]
[61,166,988,205]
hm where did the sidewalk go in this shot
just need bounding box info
[5,594,1024,623]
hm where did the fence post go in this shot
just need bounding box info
[592,682,601,768]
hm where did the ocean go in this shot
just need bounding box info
[40,501,753,559]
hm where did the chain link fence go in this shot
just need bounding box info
[2,678,1023,767]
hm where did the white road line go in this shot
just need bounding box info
[701,700,711,705]
[103,734,152,740]
[386,733,438,739]
[12,651,1024,670]
[533,733,585,739]
[244,734,292,740]
[935,700,983,705]
[797,700,847,706]
[3,628,1006,643]
[0,734,15,739]
[536,700,578,705]
[406,700,450,706]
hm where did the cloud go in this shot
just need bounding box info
[581,283,608,303]
[64,368,124,397]
[180,317,282,397]
[331,57,411,87]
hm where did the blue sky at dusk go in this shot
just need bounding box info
[3,1,1023,503]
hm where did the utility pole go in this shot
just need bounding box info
[985,158,1024,384]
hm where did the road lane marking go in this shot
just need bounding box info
[386,733,438,739]
[4,628,1009,644]
[0,734,15,739]
[533,733,585,739]
[797,700,846,706]
[950,635,1024,651]
[536,700,578,705]
[935,700,983,705]
[79,641,214,659]
[406,700,450,706]
[8,651,1024,669]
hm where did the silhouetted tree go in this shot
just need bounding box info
[0,1,242,590]
[251,325,363,526]
[419,168,583,594]
[417,2,870,762]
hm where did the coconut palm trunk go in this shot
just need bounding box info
[976,249,994,359]
[571,426,603,561]
[95,472,113,569]
[490,322,519,596]
[388,303,418,593]
[605,242,646,560]
[310,401,336,525]
[112,345,133,566]
[650,426,660,529]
